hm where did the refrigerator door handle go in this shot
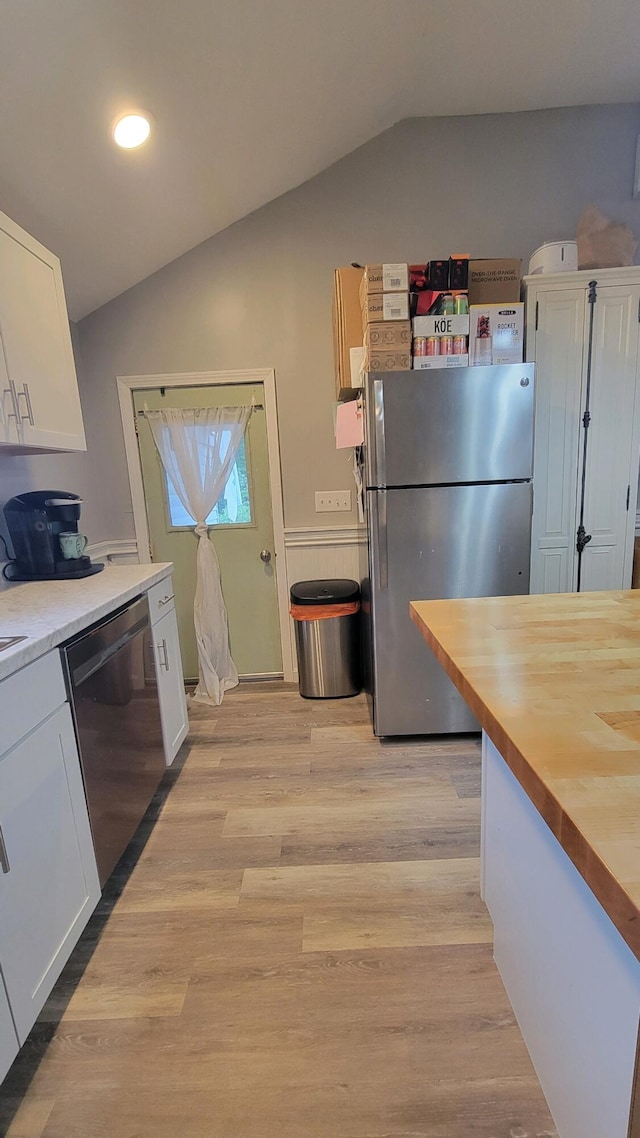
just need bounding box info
[374,490,388,590]
[372,378,387,487]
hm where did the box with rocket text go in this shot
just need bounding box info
[468,303,524,365]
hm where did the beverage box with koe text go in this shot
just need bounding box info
[413,355,469,370]
[412,314,470,338]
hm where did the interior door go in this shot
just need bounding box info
[578,284,640,591]
[134,383,282,680]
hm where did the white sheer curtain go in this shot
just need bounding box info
[146,406,251,706]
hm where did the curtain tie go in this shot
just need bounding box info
[194,522,209,539]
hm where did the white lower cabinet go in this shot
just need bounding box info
[0,651,100,1085]
[153,605,189,764]
[0,703,100,1050]
[0,975,18,1081]
[147,577,189,765]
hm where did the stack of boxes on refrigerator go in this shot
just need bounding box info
[360,264,412,373]
[410,257,470,369]
[332,257,525,398]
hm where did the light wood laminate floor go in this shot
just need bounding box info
[0,684,557,1138]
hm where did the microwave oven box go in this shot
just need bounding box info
[468,303,524,365]
[364,348,412,372]
[362,292,410,325]
[333,266,364,397]
[360,263,409,296]
[365,321,412,349]
[468,259,522,304]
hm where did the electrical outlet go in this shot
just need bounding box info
[315,490,351,512]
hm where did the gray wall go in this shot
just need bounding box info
[3,103,640,542]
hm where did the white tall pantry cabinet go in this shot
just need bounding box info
[526,267,640,594]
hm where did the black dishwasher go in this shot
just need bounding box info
[61,595,166,888]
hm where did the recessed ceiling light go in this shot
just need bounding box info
[113,112,151,149]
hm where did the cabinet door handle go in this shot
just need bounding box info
[158,638,169,670]
[158,595,175,607]
[5,381,20,423]
[18,382,35,426]
[0,826,10,874]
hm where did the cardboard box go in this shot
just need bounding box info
[360,263,409,296]
[412,314,470,337]
[468,259,522,304]
[362,292,410,325]
[333,266,364,397]
[409,287,468,317]
[365,321,412,349]
[449,256,469,291]
[364,348,411,372]
[349,345,365,388]
[468,303,524,365]
[413,355,469,370]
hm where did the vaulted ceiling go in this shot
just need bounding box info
[1,0,639,320]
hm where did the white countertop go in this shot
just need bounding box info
[0,562,173,681]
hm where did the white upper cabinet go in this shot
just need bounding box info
[526,268,640,595]
[0,210,86,452]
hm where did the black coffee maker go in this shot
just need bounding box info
[3,491,104,581]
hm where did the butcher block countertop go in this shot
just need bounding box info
[410,589,640,960]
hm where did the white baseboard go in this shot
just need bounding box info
[91,527,366,686]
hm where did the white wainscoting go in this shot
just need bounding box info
[284,525,366,681]
[88,528,368,684]
[87,539,139,565]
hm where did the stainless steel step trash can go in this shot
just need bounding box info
[290,579,361,698]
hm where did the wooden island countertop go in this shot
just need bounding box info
[410,589,640,960]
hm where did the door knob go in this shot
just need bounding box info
[260,549,272,564]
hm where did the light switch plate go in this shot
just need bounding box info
[315,490,351,512]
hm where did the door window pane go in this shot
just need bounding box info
[165,435,252,528]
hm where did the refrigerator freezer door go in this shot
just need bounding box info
[363,365,534,489]
[365,481,532,736]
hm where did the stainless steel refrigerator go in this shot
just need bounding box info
[359,364,535,736]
